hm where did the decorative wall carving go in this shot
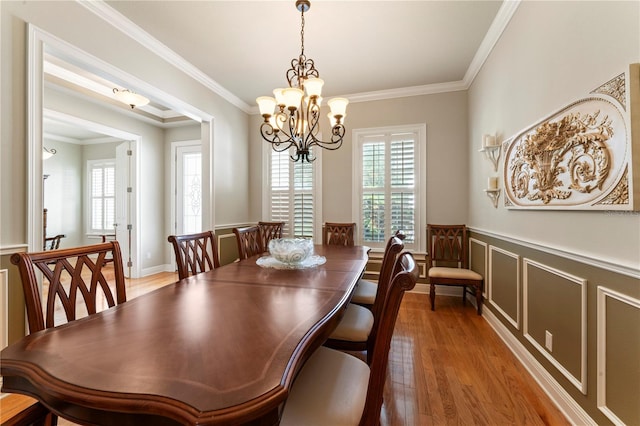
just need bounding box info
[503,65,639,210]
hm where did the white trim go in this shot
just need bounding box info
[488,245,520,330]
[469,237,488,298]
[82,1,520,111]
[77,0,249,113]
[523,259,588,394]
[597,287,640,426]
[469,227,640,279]
[484,308,597,426]
[462,0,521,87]
[141,264,173,277]
[0,245,28,256]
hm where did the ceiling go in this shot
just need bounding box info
[44,1,510,139]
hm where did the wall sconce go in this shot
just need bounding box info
[43,147,57,160]
[479,134,501,172]
[113,88,149,109]
[484,176,501,208]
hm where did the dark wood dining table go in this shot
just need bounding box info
[0,244,369,426]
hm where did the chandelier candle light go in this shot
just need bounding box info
[257,0,348,163]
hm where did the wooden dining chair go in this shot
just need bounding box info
[322,222,356,246]
[9,241,126,424]
[168,230,220,280]
[280,252,419,426]
[351,230,405,308]
[233,225,265,260]
[427,224,483,314]
[324,234,404,364]
[10,241,127,333]
[258,221,284,248]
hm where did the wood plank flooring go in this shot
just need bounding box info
[7,271,569,425]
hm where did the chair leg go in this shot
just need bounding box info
[462,285,467,305]
[475,286,482,315]
[429,283,436,311]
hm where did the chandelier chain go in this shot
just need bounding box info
[300,8,305,57]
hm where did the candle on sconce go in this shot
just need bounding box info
[488,176,499,190]
[482,134,497,148]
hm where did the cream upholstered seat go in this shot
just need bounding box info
[280,252,419,426]
[427,224,484,314]
[324,234,404,364]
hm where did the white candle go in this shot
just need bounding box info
[488,176,498,190]
[482,134,489,148]
[487,135,497,146]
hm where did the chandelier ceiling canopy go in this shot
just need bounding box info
[256,0,348,163]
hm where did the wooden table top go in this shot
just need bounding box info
[1,244,369,425]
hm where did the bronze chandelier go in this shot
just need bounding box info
[256,0,348,163]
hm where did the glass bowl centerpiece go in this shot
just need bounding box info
[268,238,314,265]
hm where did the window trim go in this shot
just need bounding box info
[351,124,427,252]
[262,142,323,243]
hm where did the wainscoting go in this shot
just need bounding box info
[469,229,640,426]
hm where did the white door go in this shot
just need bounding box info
[115,142,131,276]
[174,143,202,235]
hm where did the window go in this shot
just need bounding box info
[353,125,426,251]
[88,159,116,233]
[264,147,321,240]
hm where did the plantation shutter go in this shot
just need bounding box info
[360,132,417,245]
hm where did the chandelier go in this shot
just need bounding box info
[256,0,348,163]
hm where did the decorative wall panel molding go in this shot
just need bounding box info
[488,245,520,329]
[597,286,640,426]
[469,238,488,298]
[523,259,587,394]
[503,64,640,210]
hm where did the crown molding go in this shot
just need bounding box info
[463,0,521,86]
[79,0,520,116]
[77,0,252,114]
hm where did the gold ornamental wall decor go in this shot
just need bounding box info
[503,64,640,210]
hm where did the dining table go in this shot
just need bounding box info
[0,244,370,426]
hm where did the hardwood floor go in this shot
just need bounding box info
[12,271,569,426]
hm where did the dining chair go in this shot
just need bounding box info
[322,222,356,246]
[43,234,65,251]
[280,251,419,426]
[351,230,405,308]
[324,234,404,364]
[233,225,265,260]
[168,230,220,280]
[10,241,127,333]
[427,224,483,315]
[9,241,126,425]
[258,221,284,249]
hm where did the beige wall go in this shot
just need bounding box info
[250,91,470,246]
[468,1,640,269]
[468,2,640,424]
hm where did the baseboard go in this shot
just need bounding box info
[483,307,596,425]
[410,283,465,296]
[140,264,173,277]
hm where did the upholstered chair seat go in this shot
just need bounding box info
[429,266,482,281]
[328,304,374,342]
[350,278,377,305]
[280,346,369,426]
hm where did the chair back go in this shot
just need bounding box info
[258,221,284,248]
[366,234,405,361]
[233,226,265,260]
[426,224,469,270]
[360,252,418,425]
[43,234,64,251]
[10,241,127,333]
[322,222,355,246]
[168,230,220,280]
